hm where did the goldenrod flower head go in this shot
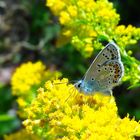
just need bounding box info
[67,6,77,17]
[23,78,140,140]
[60,11,71,25]
[11,61,61,95]
[47,0,65,15]
[4,129,41,140]
[114,25,140,47]
[11,61,45,95]
[11,61,61,118]
[46,0,120,57]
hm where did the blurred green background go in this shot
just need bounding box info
[1,0,140,139]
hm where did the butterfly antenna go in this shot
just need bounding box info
[53,80,77,85]
[64,85,77,102]
[53,81,68,85]
[64,92,73,103]
[109,90,115,103]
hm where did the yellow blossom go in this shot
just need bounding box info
[47,0,65,15]
[17,98,27,108]
[62,30,72,36]
[46,0,140,64]
[11,61,45,95]
[67,6,77,17]
[23,78,140,140]
[4,129,41,140]
[11,61,61,118]
[46,0,121,57]
[60,11,71,25]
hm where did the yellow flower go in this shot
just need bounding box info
[11,61,45,95]
[47,0,65,15]
[62,30,72,36]
[17,98,27,108]
[46,0,121,57]
[60,11,71,25]
[4,129,41,140]
[11,61,61,118]
[84,44,93,57]
[46,0,140,70]
[23,78,140,140]
[67,6,77,17]
[114,25,139,47]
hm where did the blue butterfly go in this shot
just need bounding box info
[75,42,124,95]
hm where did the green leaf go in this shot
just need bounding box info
[128,83,140,89]
[0,114,21,136]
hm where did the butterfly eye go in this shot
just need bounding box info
[77,83,81,88]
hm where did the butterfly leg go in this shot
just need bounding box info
[103,90,115,103]
[102,89,113,96]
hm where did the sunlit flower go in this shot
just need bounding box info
[23,78,140,140]
[46,0,120,57]
[4,129,41,140]
[11,61,61,118]
[60,11,71,25]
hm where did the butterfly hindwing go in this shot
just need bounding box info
[95,60,124,91]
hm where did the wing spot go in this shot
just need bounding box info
[91,78,94,81]
[113,80,117,83]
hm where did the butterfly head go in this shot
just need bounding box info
[74,80,83,91]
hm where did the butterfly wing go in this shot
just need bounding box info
[95,60,124,90]
[83,42,124,92]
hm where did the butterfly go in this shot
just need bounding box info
[74,42,124,95]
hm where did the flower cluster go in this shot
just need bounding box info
[11,61,61,118]
[114,25,140,47]
[46,0,140,56]
[46,0,140,89]
[4,129,41,140]
[23,79,140,140]
[47,0,120,57]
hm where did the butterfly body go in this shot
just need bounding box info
[75,80,100,95]
[75,42,124,95]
